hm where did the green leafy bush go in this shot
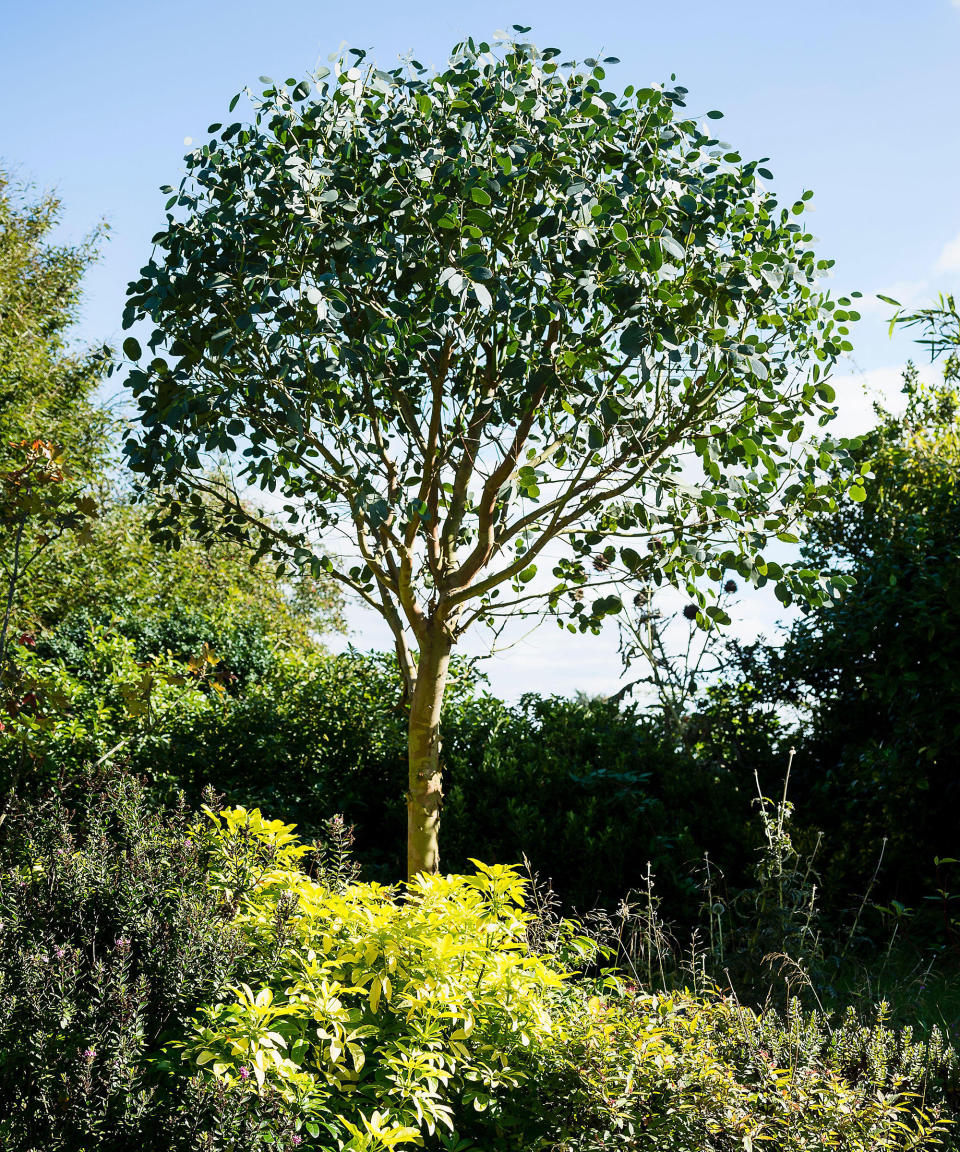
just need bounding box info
[28,499,345,689]
[549,985,956,1150]
[0,773,310,1150]
[0,627,220,791]
[172,656,758,909]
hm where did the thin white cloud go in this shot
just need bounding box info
[936,230,960,272]
[829,364,908,439]
[855,280,927,317]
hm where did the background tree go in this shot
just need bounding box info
[726,309,960,908]
[26,496,345,686]
[0,170,344,667]
[0,178,107,775]
[122,32,857,876]
[0,174,345,805]
[0,173,112,479]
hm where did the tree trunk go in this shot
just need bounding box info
[406,625,452,878]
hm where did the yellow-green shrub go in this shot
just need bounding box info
[549,986,954,1150]
[173,807,955,1152]
[177,807,583,1150]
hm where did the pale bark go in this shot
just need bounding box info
[406,625,452,878]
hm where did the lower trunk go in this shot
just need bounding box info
[406,627,452,879]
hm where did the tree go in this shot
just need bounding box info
[0,174,348,805]
[0,170,344,663]
[0,173,112,479]
[726,319,960,904]
[122,33,857,876]
[0,180,108,765]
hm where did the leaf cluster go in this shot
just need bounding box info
[179,808,589,1150]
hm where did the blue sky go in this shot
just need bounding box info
[4,0,960,696]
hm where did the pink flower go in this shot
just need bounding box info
[83,1047,96,1061]
[291,1138,302,1147]
[238,1066,250,1080]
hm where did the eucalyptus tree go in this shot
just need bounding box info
[122,31,858,876]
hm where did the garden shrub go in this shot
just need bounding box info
[0,773,301,1151]
[172,804,956,1152]
[548,984,957,1150]
[177,804,588,1151]
[2,782,952,1150]
[37,604,283,694]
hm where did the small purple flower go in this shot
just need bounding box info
[238,1066,250,1080]
[54,945,67,961]
[291,1138,302,1147]
[83,1047,96,1061]
[115,936,131,951]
